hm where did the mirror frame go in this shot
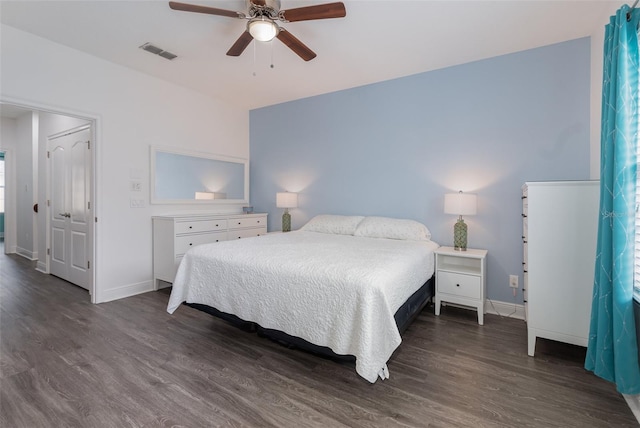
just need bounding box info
[150,145,249,205]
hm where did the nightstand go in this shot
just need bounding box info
[435,246,488,325]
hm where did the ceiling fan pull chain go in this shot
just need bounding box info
[270,40,275,69]
[252,40,257,77]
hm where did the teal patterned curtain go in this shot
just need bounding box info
[585,5,640,394]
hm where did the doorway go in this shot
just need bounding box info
[0,102,96,300]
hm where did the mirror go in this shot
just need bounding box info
[150,146,249,204]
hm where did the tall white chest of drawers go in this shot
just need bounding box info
[152,213,268,289]
[522,181,599,356]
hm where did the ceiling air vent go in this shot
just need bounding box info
[139,43,178,61]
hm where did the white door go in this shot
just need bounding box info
[49,126,92,289]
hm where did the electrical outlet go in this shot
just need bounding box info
[509,274,519,289]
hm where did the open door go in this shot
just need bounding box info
[48,125,92,289]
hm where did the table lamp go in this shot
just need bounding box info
[444,191,477,251]
[276,192,298,232]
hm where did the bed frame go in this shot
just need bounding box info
[186,275,435,363]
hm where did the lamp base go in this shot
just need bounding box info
[282,210,291,232]
[453,218,468,251]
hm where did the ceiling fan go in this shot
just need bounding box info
[168,0,346,61]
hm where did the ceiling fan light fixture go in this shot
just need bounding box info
[248,17,278,42]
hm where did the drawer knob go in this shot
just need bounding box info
[189,226,193,229]
[189,243,193,246]
[215,240,219,242]
[456,283,460,287]
[238,222,241,225]
[257,220,260,223]
[215,224,219,227]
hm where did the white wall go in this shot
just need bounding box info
[1,24,250,303]
[0,118,16,150]
[1,117,18,252]
[15,111,37,259]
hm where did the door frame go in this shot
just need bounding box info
[1,96,99,303]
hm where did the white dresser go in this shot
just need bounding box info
[522,181,599,356]
[152,213,267,289]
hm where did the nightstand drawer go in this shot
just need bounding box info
[175,231,227,255]
[437,271,481,299]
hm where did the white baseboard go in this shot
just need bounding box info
[95,280,154,303]
[36,261,47,273]
[16,247,37,261]
[623,394,640,424]
[485,299,526,320]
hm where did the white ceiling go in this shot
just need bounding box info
[0,0,621,111]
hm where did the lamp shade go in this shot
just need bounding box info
[276,192,298,209]
[248,18,278,42]
[444,192,477,216]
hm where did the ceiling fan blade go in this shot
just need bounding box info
[168,1,243,18]
[276,29,316,61]
[226,31,254,57]
[281,2,346,22]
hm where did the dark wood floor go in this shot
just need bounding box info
[1,248,637,428]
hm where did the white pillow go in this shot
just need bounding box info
[354,216,432,241]
[300,215,365,235]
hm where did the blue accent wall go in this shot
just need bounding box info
[250,38,591,304]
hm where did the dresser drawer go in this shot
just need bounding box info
[175,219,228,235]
[437,271,481,299]
[175,231,227,255]
[228,216,266,230]
[228,227,268,240]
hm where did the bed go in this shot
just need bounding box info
[167,215,439,383]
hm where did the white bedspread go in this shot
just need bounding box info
[167,231,439,383]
